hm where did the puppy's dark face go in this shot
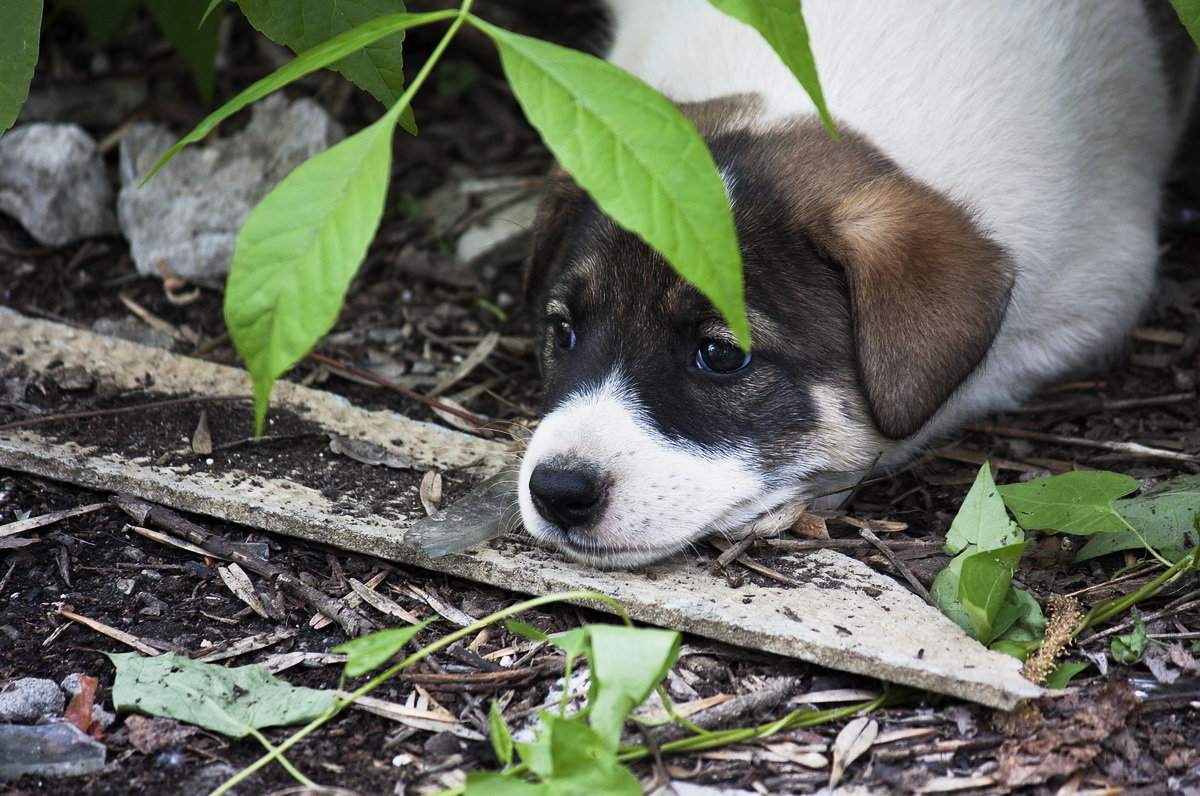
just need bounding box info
[519,104,1014,567]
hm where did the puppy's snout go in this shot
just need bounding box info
[528,464,606,531]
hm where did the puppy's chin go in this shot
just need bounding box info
[518,494,785,569]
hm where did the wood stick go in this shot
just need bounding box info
[964,423,1200,463]
[111,494,373,637]
[859,528,936,607]
[0,503,106,538]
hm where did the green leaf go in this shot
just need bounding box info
[989,586,1046,646]
[331,619,432,677]
[475,21,750,347]
[931,554,971,635]
[488,700,514,767]
[516,713,642,796]
[236,0,417,133]
[999,471,1141,535]
[547,627,591,662]
[703,0,835,137]
[505,619,549,643]
[144,0,225,105]
[0,0,42,134]
[463,772,549,795]
[145,11,450,180]
[224,101,404,434]
[1077,475,1200,562]
[990,639,1041,661]
[1043,661,1090,689]
[1170,0,1200,47]
[1111,617,1148,663]
[202,0,226,25]
[106,652,334,738]
[958,542,1027,642]
[52,0,139,41]
[584,624,680,750]
[944,463,1022,555]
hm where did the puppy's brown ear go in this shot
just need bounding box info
[821,179,1015,439]
[525,170,587,303]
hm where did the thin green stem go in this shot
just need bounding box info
[246,727,317,788]
[1116,513,1173,567]
[617,692,904,762]
[1077,545,1200,633]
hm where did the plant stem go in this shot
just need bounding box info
[1117,513,1173,567]
[247,727,317,788]
[1077,545,1200,633]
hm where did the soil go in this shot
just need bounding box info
[1,2,1199,794]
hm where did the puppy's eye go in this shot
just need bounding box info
[551,318,577,350]
[696,339,751,373]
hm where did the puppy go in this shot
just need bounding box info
[518,0,1195,567]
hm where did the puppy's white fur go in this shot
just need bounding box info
[606,0,1172,437]
[520,0,1181,566]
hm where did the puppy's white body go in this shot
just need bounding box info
[607,0,1172,441]
[518,0,1185,566]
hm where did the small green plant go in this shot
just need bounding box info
[933,464,1200,685]
[1110,616,1149,663]
[104,591,900,793]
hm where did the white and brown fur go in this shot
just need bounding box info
[518,0,1196,567]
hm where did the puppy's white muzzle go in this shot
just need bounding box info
[518,374,801,567]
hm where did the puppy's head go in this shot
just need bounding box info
[519,101,1014,567]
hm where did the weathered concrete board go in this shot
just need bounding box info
[0,311,1041,709]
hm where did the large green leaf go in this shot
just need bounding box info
[107,652,334,738]
[475,21,750,346]
[958,542,1027,643]
[1170,0,1200,47]
[145,11,451,180]
[998,471,1141,535]
[0,0,42,134]
[585,624,680,750]
[224,100,403,433]
[144,0,224,104]
[237,0,416,132]
[944,463,1021,555]
[703,0,835,136]
[1077,474,1200,561]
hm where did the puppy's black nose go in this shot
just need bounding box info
[529,464,605,530]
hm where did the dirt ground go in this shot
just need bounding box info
[1,2,1199,794]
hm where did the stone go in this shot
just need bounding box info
[117,94,344,286]
[0,124,118,246]
[0,722,106,779]
[0,678,65,724]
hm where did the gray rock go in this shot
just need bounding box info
[0,124,118,246]
[0,678,65,724]
[0,722,106,780]
[117,94,344,286]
